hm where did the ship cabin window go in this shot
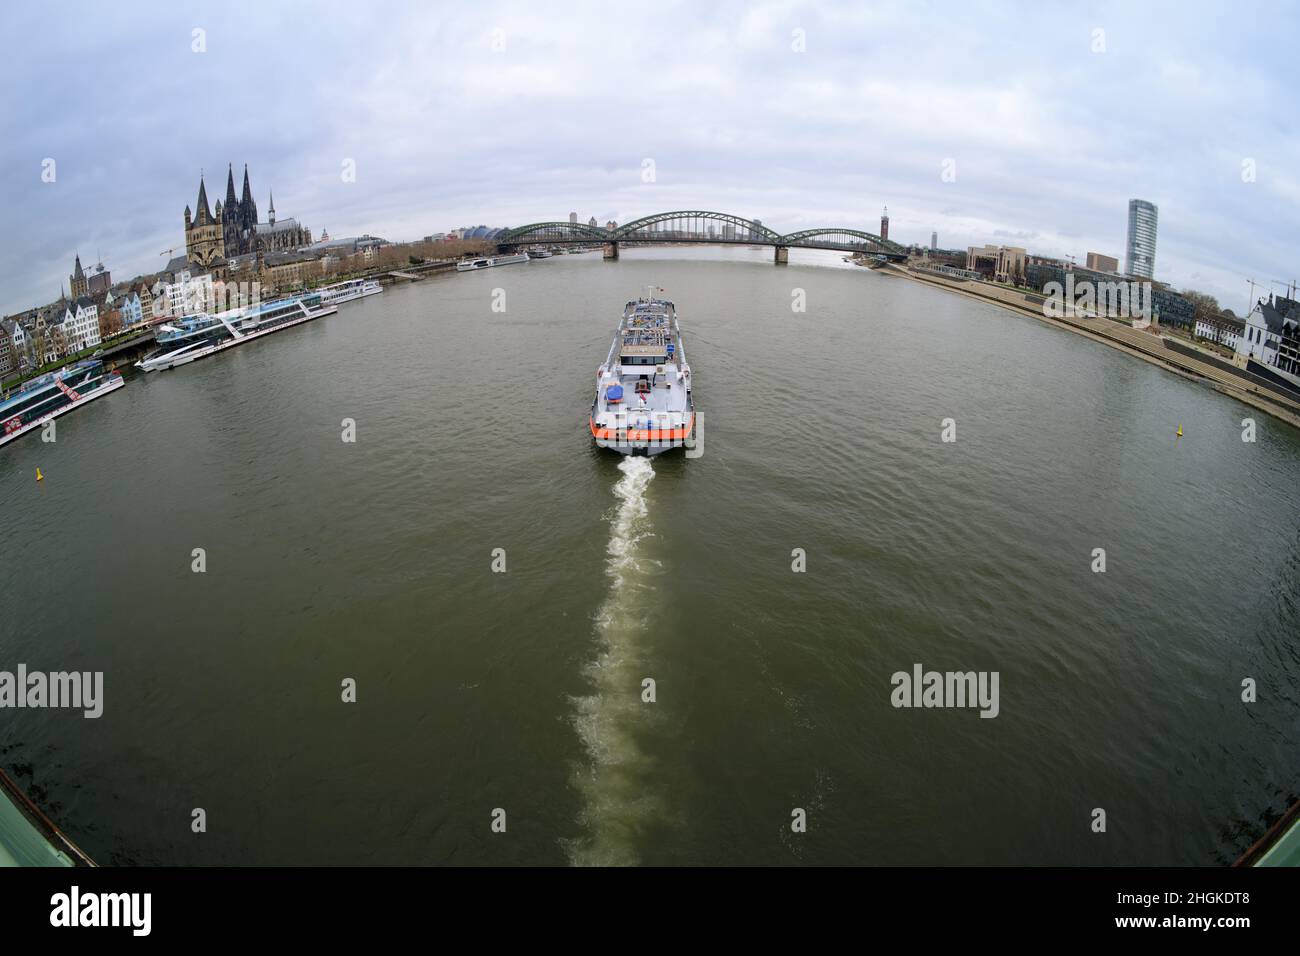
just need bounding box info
[2,387,59,418]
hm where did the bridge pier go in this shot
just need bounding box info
[603,241,619,261]
[774,245,788,264]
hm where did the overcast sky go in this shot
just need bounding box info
[1,0,1296,315]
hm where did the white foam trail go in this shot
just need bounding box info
[568,457,659,866]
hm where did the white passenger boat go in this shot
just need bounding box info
[1,360,124,448]
[589,289,696,456]
[319,278,382,305]
[456,254,529,272]
[135,292,337,372]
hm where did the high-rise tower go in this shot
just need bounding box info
[1125,199,1158,279]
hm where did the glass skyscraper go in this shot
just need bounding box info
[1125,199,1158,279]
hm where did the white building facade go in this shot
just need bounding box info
[1235,294,1300,388]
[1194,314,1243,350]
[160,271,215,317]
[58,299,103,353]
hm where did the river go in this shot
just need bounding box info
[2,246,1297,865]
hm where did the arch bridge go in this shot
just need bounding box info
[497,210,906,263]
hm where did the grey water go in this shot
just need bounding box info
[2,246,1296,865]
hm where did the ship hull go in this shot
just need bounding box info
[320,281,383,305]
[1,373,124,449]
[328,287,382,304]
[456,255,529,272]
[590,414,695,456]
[137,303,337,372]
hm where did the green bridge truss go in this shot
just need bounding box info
[498,211,906,255]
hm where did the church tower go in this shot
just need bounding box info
[184,173,225,267]
[195,175,212,225]
[69,254,88,299]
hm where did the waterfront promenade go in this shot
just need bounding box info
[878,262,1300,430]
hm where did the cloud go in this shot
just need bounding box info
[1,0,1297,314]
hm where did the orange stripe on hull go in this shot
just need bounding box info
[590,414,694,444]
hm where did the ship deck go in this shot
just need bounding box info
[592,297,693,445]
[596,347,691,417]
[608,368,689,414]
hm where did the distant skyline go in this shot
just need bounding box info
[2,0,1298,315]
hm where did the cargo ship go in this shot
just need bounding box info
[589,289,695,456]
[0,359,124,448]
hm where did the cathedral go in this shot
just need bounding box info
[184,165,312,268]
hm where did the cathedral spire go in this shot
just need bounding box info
[268,189,275,226]
[225,163,237,210]
[239,164,258,232]
[196,174,212,223]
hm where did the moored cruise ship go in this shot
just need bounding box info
[456,253,529,272]
[589,289,695,456]
[1,359,124,448]
[319,278,382,305]
[135,292,337,372]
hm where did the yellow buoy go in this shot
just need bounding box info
[1176,424,1183,438]
[36,468,43,481]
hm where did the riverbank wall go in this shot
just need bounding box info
[873,262,1300,431]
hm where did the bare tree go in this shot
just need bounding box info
[1180,289,1221,327]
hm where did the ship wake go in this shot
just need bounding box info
[567,456,662,866]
